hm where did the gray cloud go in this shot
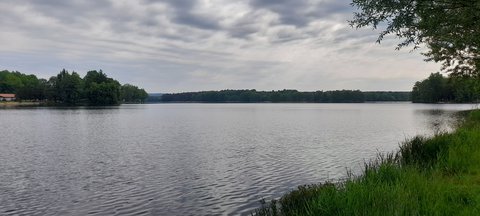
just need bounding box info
[250,0,311,26]
[249,0,353,26]
[160,0,222,30]
[0,0,439,92]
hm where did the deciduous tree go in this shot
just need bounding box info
[350,0,480,76]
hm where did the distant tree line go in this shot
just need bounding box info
[0,69,148,105]
[412,73,480,103]
[157,90,411,103]
[364,91,411,102]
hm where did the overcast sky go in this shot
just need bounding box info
[0,0,440,93]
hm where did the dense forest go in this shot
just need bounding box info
[156,90,411,103]
[5,69,478,105]
[0,69,148,105]
[412,73,480,103]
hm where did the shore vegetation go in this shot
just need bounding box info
[412,73,480,103]
[156,90,411,103]
[0,69,148,105]
[254,110,480,216]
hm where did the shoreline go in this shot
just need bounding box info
[0,101,43,107]
[254,109,480,215]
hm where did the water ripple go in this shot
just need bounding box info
[0,103,471,215]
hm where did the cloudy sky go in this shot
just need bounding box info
[0,0,440,93]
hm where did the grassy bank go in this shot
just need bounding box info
[0,101,43,107]
[254,110,480,216]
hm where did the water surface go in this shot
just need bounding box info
[0,103,476,215]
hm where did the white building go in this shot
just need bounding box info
[0,94,16,101]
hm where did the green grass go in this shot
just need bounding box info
[253,110,480,216]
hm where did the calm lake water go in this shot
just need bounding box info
[0,103,477,215]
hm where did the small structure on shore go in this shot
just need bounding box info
[0,94,16,101]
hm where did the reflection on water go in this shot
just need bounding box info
[416,109,462,134]
[0,103,476,215]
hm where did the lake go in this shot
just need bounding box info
[0,103,477,215]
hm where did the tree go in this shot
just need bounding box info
[84,70,109,88]
[121,84,148,103]
[411,72,480,103]
[350,0,480,76]
[0,70,49,100]
[0,71,23,93]
[86,82,121,105]
[48,69,83,104]
[412,73,452,103]
[1,69,148,105]
[159,89,394,103]
[449,76,480,102]
[16,74,44,100]
[83,70,121,105]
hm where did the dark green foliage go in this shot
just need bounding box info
[350,0,480,76]
[449,76,480,103]
[412,73,480,103]
[0,70,48,100]
[412,73,453,103]
[161,90,410,103]
[364,91,411,101]
[121,84,149,103]
[85,82,121,105]
[0,70,21,93]
[83,70,121,105]
[253,110,480,216]
[48,69,84,105]
[0,69,146,105]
